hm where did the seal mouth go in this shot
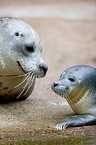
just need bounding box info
[16,61,26,74]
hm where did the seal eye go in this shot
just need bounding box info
[60,74,63,78]
[68,77,75,82]
[15,32,19,36]
[25,44,34,53]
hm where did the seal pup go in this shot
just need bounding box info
[0,17,48,102]
[51,65,96,129]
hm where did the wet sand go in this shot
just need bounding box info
[0,0,96,144]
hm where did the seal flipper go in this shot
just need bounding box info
[54,115,96,130]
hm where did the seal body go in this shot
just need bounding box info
[51,65,96,129]
[0,17,48,102]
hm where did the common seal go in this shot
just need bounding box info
[51,65,96,129]
[0,17,48,102]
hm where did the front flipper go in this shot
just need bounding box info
[54,115,96,130]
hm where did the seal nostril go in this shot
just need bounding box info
[53,82,59,88]
[39,64,48,74]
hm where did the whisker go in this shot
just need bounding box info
[62,90,74,111]
[24,73,35,96]
[16,78,30,99]
[41,32,57,46]
[46,84,53,96]
[23,81,31,96]
[65,91,73,106]
[46,82,52,89]
[46,86,51,92]
[18,73,29,77]
[48,89,53,95]
[14,74,30,89]
[41,36,51,45]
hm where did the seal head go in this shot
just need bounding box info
[0,17,48,102]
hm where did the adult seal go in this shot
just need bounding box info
[51,65,96,129]
[0,17,48,102]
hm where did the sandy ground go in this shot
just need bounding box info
[0,0,96,144]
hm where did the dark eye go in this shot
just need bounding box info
[68,77,75,82]
[25,44,34,53]
[15,32,19,36]
[60,74,63,78]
